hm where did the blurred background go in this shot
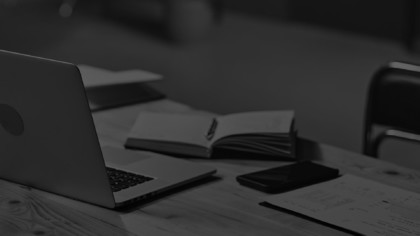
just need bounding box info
[2,0,420,168]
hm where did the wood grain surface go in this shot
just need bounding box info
[1,99,420,235]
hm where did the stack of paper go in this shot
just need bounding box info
[264,174,420,236]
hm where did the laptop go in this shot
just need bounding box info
[0,50,216,209]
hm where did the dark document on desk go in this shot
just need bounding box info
[79,64,165,111]
[125,110,296,159]
[86,83,165,111]
[263,174,420,236]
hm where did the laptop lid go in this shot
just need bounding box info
[0,50,116,208]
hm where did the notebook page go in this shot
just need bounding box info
[128,112,212,147]
[211,110,294,144]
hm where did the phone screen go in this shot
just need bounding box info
[236,161,339,193]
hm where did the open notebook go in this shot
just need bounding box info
[125,110,296,159]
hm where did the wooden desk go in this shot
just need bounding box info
[2,99,420,236]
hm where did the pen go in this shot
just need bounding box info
[206,118,218,140]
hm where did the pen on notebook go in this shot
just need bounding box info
[206,118,218,140]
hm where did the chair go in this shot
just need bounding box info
[363,61,420,158]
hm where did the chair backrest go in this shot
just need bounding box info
[363,61,420,157]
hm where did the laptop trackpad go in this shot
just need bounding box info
[101,146,152,166]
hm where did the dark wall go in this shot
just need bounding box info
[224,0,408,42]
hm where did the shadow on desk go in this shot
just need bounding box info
[296,138,324,162]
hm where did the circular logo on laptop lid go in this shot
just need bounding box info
[0,104,24,136]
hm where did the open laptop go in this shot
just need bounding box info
[0,50,216,209]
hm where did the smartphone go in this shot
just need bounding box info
[236,161,340,193]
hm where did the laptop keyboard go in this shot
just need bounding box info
[106,167,154,192]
